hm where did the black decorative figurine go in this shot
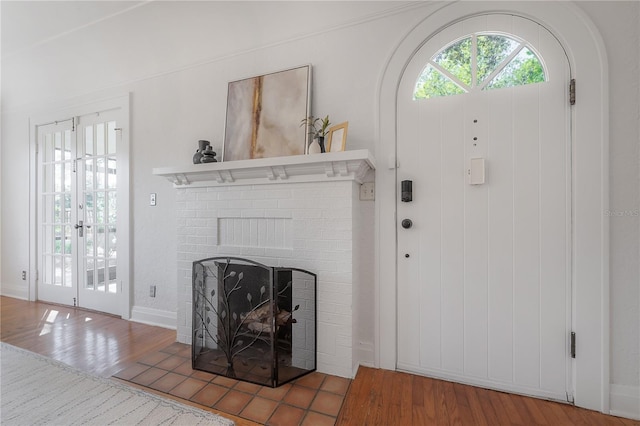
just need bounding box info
[201,145,217,163]
[193,140,211,164]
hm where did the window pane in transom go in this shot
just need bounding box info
[414,65,465,100]
[433,37,472,86]
[486,47,545,90]
[476,35,520,84]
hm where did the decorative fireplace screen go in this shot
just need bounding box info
[192,257,316,387]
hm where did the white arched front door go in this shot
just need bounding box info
[396,14,572,401]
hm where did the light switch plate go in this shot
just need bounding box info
[360,182,375,200]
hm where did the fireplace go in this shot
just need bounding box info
[192,257,316,387]
[153,151,375,378]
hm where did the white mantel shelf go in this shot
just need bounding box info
[153,149,376,187]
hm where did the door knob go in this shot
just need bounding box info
[401,219,413,229]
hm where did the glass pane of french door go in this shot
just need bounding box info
[77,112,120,315]
[38,121,77,306]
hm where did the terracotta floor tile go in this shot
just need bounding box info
[284,385,317,409]
[161,342,187,355]
[234,359,255,373]
[320,376,350,396]
[249,364,272,376]
[138,351,171,366]
[214,390,252,415]
[149,372,186,393]
[130,367,167,386]
[114,363,149,380]
[191,369,216,382]
[191,383,229,407]
[118,343,353,426]
[301,411,336,426]
[169,377,208,400]
[174,359,195,376]
[240,396,278,424]
[234,380,262,394]
[294,372,326,389]
[156,355,187,371]
[213,375,239,388]
[267,404,306,426]
[176,346,192,358]
[310,391,343,417]
[258,383,292,401]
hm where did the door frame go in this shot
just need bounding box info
[29,93,131,319]
[376,1,609,414]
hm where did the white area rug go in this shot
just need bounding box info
[0,343,234,425]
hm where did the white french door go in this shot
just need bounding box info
[38,121,77,306]
[37,109,124,316]
[396,15,572,401]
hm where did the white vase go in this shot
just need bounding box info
[308,138,321,154]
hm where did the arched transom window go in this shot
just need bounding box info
[414,33,546,100]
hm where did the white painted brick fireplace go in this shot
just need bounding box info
[154,151,375,378]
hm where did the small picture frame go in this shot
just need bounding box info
[326,122,348,152]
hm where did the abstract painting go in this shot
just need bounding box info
[223,65,311,161]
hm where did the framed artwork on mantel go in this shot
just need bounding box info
[223,65,311,161]
[326,122,348,152]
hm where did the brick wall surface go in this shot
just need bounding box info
[175,181,356,378]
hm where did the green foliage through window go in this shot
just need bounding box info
[414,66,465,99]
[414,33,545,100]
[487,47,544,89]
[433,38,473,86]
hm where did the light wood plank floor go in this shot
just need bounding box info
[2,296,638,425]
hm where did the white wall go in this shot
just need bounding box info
[1,0,637,417]
[578,2,640,417]
[1,0,419,307]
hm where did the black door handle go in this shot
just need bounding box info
[401,219,413,229]
[75,221,84,237]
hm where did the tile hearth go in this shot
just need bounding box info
[114,342,350,426]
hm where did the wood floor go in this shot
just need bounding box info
[0,295,175,377]
[337,367,638,425]
[1,296,637,426]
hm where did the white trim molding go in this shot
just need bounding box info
[610,384,640,420]
[376,1,609,414]
[153,150,375,187]
[0,282,29,300]
[130,305,178,330]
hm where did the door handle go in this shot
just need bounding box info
[75,220,84,237]
[401,219,413,229]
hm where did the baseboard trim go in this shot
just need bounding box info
[0,283,29,300]
[130,305,177,330]
[352,341,375,377]
[610,384,640,420]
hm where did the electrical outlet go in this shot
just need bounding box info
[150,285,156,297]
[22,271,27,280]
[360,182,375,201]
[150,193,157,206]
